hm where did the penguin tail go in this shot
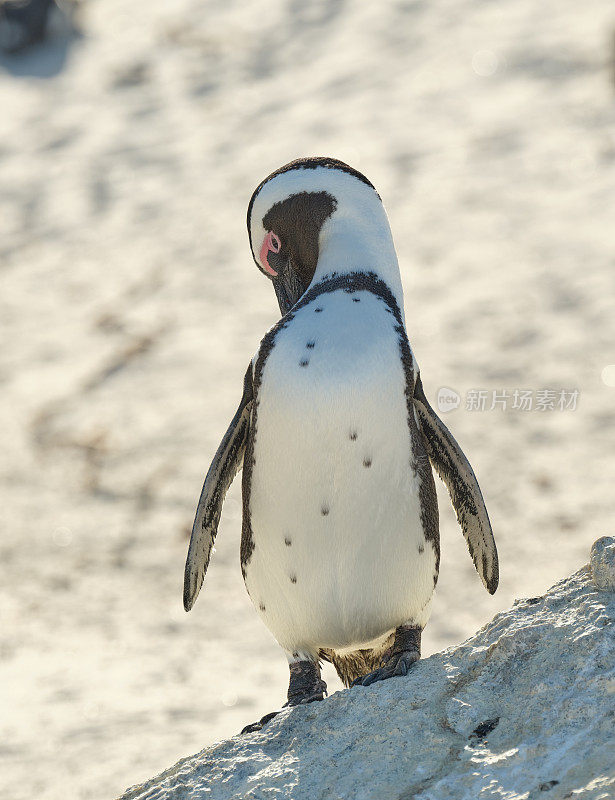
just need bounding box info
[319,636,395,687]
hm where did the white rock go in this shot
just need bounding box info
[590,537,615,592]
[119,540,615,800]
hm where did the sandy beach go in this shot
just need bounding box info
[1,1,614,798]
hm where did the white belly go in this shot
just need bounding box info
[245,288,437,656]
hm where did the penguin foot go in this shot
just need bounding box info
[285,659,327,705]
[240,710,281,735]
[351,624,422,687]
[351,649,420,686]
[283,681,327,707]
[240,659,327,735]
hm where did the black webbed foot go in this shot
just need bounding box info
[352,625,421,687]
[351,649,419,686]
[240,658,326,735]
[240,710,281,734]
[284,659,327,706]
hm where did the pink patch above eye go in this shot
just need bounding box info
[259,231,281,277]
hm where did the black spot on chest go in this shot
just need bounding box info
[241,271,440,578]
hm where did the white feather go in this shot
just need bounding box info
[245,288,436,658]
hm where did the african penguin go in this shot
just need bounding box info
[183,157,498,732]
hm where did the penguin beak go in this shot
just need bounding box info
[270,254,306,316]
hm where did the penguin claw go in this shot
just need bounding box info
[284,677,327,707]
[240,685,327,735]
[240,710,281,735]
[283,690,326,707]
[351,650,420,687]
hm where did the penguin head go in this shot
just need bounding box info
[247,157,398,315]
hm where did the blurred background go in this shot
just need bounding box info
[1,0,614,797]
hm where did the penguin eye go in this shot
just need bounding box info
[259,231,282,277]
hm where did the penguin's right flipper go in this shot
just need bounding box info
[183,363,254,611]
[413,373,499,594]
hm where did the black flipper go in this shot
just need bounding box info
[183,363,254,611]
[413,373,499,594]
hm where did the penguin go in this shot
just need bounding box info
[183,157,498,731]
[0,0,57,53]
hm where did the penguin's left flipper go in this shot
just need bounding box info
[413,373,499,594]
[183,363,254,612]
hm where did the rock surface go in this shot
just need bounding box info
[119,539,615,800]
[591,538,615,593]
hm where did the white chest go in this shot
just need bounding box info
[244,288,437,655]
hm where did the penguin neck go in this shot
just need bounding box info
[312,214,405,312]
